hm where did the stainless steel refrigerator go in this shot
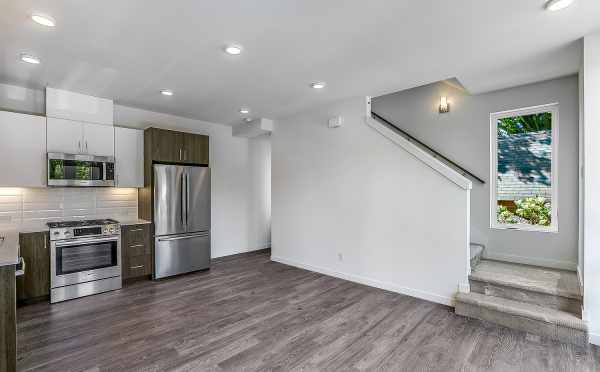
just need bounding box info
[153,164,211,279]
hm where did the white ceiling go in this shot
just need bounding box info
[1,0,599,125]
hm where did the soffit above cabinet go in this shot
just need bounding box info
[46,87,114,126]
[232,118,273,138]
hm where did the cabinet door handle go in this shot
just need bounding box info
[130,265,144,269]
[78,140,81,153]
[129,244,144,248]
[179,148,182,160]
[85,141,88,153]
[130,229,143,232]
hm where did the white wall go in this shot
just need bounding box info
[115,105,271,258]
[582,32,600,345]
[247,134,272,250]
[271,97,470,305]
[372,76,580,270]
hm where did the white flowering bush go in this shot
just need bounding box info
[497,196,551,226]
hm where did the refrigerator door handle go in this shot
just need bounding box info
[157,232,209,242]
[186,171,190,226]
[180,173,185,226]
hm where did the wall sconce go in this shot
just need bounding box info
[439,96,450,113]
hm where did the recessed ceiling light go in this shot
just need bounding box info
[160,89,173,96]
[239,108,250,114]
[545,0,574,11]
[31,14,56,27]
[244,118,253,123]
[20,53,40,64]
[224,45,243,55]
[310,82,326,89]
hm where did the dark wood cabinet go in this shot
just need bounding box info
[121,224,152,280]
[155,129,185,163]
[145,128,208,165]
[16,231,50,303]
[183,133,209,164]
[0,265,16,372]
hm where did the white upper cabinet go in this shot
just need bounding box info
[114,127,143,187]
[0,111,47,187]
[45,88,115,156]
[83,123,114,157]
[47,117,114,157]
[46,87,114,125]
[47,117,84,154]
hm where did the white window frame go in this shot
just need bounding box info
[489,103,559,233]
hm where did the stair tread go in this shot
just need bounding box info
[456,292,586,330]
[470,259,581,300]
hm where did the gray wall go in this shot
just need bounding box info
[372,75,579,270]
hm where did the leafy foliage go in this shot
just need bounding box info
[497,196,551,227]
[497,205,518,224]
[497,112,551,135]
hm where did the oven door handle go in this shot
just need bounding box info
[54,236,119,247]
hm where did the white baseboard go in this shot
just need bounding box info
[458,282,471,293]
[271,255,454,306]
[212,244,271,259]
[483,252,577,271]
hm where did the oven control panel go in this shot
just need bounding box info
[49,223,120,241]
[102,224,119,235]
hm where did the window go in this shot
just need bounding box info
[490,103,558,232]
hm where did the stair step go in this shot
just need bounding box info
[456,292,587,346]
[470,259,581,298]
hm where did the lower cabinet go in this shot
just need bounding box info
[17,232,50,303]
[121,224,152,280]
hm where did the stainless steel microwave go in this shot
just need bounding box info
[47,153,115,187]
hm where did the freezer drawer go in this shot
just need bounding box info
[154,232,210,279]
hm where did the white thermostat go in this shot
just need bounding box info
[328,116,343,128]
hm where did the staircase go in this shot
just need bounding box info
[456,257,587,346]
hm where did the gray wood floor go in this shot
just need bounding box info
[17,250,600,371]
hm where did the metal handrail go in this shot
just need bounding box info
[371,111,485,184]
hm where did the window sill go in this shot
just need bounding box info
[490,223,558,234]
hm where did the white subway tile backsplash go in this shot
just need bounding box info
[0,187,138,227]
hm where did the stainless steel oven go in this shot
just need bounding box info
[47,152,115,187]
[49,219,121,303]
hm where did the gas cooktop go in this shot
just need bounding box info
[47,218,119,229]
